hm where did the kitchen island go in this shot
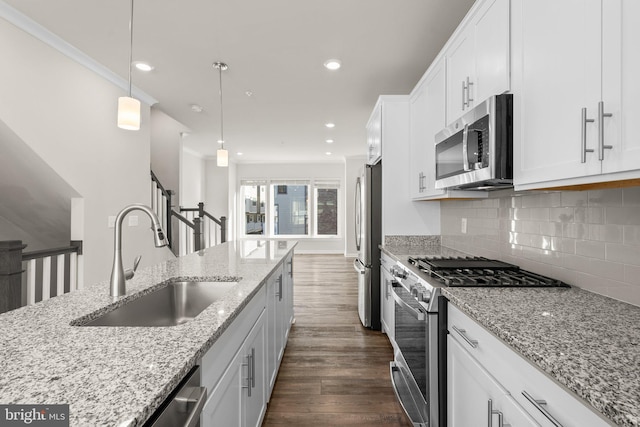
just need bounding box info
[0,239,296,426]
[381,243,640,427]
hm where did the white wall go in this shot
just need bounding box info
[345,155,366,256]
[180,148,205,207]
[205,158,229,219]
[0,19,175,284]
[150,109,187,200]
[235,162,345,253]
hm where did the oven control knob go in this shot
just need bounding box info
[420,291,432,303]
[391,266,407,279]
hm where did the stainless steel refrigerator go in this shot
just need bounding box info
[354,161,382,330]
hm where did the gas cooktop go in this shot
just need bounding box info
[407,256,570,288]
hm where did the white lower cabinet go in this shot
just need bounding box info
[200,256,294,427]
[379,253,395,345]
[202,310,266,427]
[266,264,288,395]
[448,336,538,427]
[447,303,612,427]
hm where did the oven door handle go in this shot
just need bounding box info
[391,283,426,321]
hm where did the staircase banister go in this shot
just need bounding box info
[170,210,197,231]
[22,241,82,261]
[150,170,173,199]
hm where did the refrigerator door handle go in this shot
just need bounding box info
[354,177,362,252]
[354,258,366,275]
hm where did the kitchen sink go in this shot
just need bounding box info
[79,280,238,327]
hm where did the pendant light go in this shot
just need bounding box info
[213,62,229,167]
[117,0,141,130]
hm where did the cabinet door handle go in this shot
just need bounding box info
[580,107,595,163]
[488,399,510,427]
[250,347,256,389]
[243,352,252,397]
[466,77,474,104]
[598,101,613,160]
[522,391,563,426]
[452,325,478,348]
[462,80,468,109]
[278,275,283,301]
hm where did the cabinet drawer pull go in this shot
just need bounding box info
[598,101,613,160]
[522,390,563,426]
[452,325,478,348]
[581,107,595,163]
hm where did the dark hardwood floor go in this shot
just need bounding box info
[262,254,411,426]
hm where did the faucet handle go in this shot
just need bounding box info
[124,255,142,280]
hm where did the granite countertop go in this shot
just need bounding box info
[381,243,640,427]
[0,239,296,427]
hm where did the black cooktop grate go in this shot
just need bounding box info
[407,256,569,288]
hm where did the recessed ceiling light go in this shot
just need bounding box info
[217,139,224,144]
[325,152,332,156]
[326,139,334,144]
[237,152,243,156]
[325,122,335,128]
[323,59,342,70]
[245,91,253,97]
[190,104,203,113]
[133,61,154,71]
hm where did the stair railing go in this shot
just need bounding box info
[150,171,227,256]
[0,240,82,314]
[180,202,226,251]
[150,170,173,249]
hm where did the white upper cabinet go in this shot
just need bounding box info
[446,0,510,124]
[366,103,382,165]
[601,0,640,175]
[410,58,447,199]
[513,0,640,190]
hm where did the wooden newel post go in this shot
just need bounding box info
[220,216,227,243]
[193,217,202,251]
[0,240,27,314]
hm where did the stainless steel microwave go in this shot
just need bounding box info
[434,94,513,190]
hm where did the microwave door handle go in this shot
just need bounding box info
[462,123,471,171]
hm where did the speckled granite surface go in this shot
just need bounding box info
[0,240,296,427]
[381,243,640,427]
[383,235,441,247]
[443,287,640,427]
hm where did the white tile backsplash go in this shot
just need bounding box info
[441,187,640,306]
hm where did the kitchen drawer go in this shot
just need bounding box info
[448,303,613,427]
[201,286,266,393]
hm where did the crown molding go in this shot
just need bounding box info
[0,1,158,106]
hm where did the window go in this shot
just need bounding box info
[272,181,309,236]
[240,181,266,235]
[315,180,340,236]
[239,178,340,238]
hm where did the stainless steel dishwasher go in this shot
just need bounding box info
[144,366,207,427]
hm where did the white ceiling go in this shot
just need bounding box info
[3,0,475,163]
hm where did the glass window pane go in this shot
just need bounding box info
[316,188,338,235]
[241,184,265,235]
[272,185,308,235]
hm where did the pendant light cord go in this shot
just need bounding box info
[218,65,224,148]
[128,0,135,97]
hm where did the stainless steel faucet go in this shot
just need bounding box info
[110,204,168,297]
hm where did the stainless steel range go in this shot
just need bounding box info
[389,255,569,427]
